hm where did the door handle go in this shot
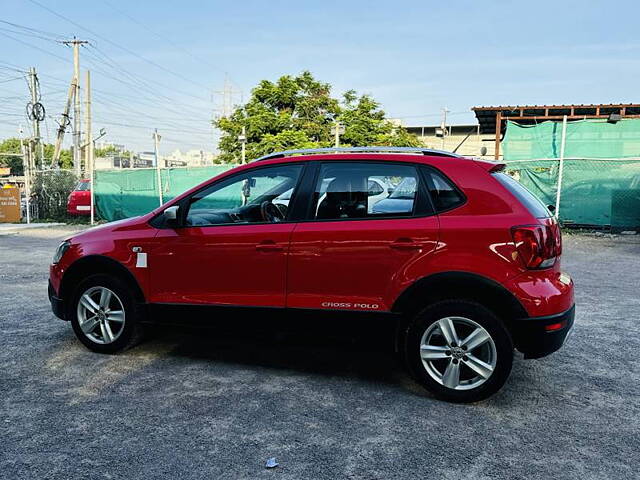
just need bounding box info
[390,238,422,250]
[256,240,284,252]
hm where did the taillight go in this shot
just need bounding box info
[511,222,561,269]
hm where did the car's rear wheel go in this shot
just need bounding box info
[69,274,144,353]
[403,300,513,403]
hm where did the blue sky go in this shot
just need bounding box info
[1,0,639,154]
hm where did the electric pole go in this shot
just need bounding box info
[27,67,45,169]
[62,38,89,176]
[238,126,247,164]
[441,107,449,150]
[331,121,345,148]
[53,74,76,167]
[153,129,163,205]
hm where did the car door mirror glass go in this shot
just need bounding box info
[164,206,179,225]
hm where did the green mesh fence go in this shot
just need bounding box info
[94,165,235,221]
[503,120,640,229]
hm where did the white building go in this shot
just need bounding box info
[165,149,216,167]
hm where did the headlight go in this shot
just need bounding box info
[52,240,71,264]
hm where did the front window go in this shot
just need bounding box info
[186,165,302,226]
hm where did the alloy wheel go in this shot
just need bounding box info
[419,316,497,391]
[76,286,125,344]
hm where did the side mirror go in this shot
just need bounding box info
[547,204,556,213]
[163,205,179,226]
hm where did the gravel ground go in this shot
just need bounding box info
[1,226,639,479]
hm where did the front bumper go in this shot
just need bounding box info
[48,281,67,320]
[513,305,575,359]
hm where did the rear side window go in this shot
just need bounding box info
[493,172,551,218]
[424,169,465,212]
[312,162,420,220]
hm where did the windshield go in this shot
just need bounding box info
[75,181,90,192]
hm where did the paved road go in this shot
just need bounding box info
[1,227,639,479]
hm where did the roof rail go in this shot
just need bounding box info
[253,146,461,162]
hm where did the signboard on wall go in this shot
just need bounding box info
[0,187,21,223]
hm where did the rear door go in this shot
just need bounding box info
[286,161,439,312]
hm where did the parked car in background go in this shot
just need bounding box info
[49,147,574,403]
[275,177,392,214]
[67,179,91,215]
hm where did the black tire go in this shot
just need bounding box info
[68,274,145,354]
[402,300,513,403]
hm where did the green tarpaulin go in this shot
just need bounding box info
[94,166,234,222]
[503,120,640,228]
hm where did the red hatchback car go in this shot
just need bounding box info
[49,147,574,402]
[67,179,91,215]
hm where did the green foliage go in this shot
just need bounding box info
[0,138,73,173]
[214,71,420,163]
[0,138,24,175]
[95,145,130,159]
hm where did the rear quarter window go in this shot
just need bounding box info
[493,172,551,218]
[423,169,465,212]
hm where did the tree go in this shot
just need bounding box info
[0,138,24,175]
[214,71,420,163]
[0,138,73,174]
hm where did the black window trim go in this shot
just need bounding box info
[297,159,435,224]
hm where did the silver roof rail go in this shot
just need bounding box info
[253,146,461,162]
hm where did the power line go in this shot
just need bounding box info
[101,0,230,78]
[27,0,220,92]
[0,30,70,62]
[0,20,66,41]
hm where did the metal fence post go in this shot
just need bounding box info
[554,115,568,218]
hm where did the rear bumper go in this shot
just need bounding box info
[48,281,67,320]
[513,305,575,359]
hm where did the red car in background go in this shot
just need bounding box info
[67,179,91,215]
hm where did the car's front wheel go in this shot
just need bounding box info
[69,274,144,354]
[403,300,513,403]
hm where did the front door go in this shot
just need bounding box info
[287,161,439,312]
[150,163,303,307]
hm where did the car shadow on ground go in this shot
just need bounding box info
[146,311,418,389]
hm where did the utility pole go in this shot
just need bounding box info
[238,126,247,164]
[62,38,89,177]
[53,74,76,167]
[27,67,44,169]
[441,107,449,150]
[331,121,345,148]
[153,129,163,205]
